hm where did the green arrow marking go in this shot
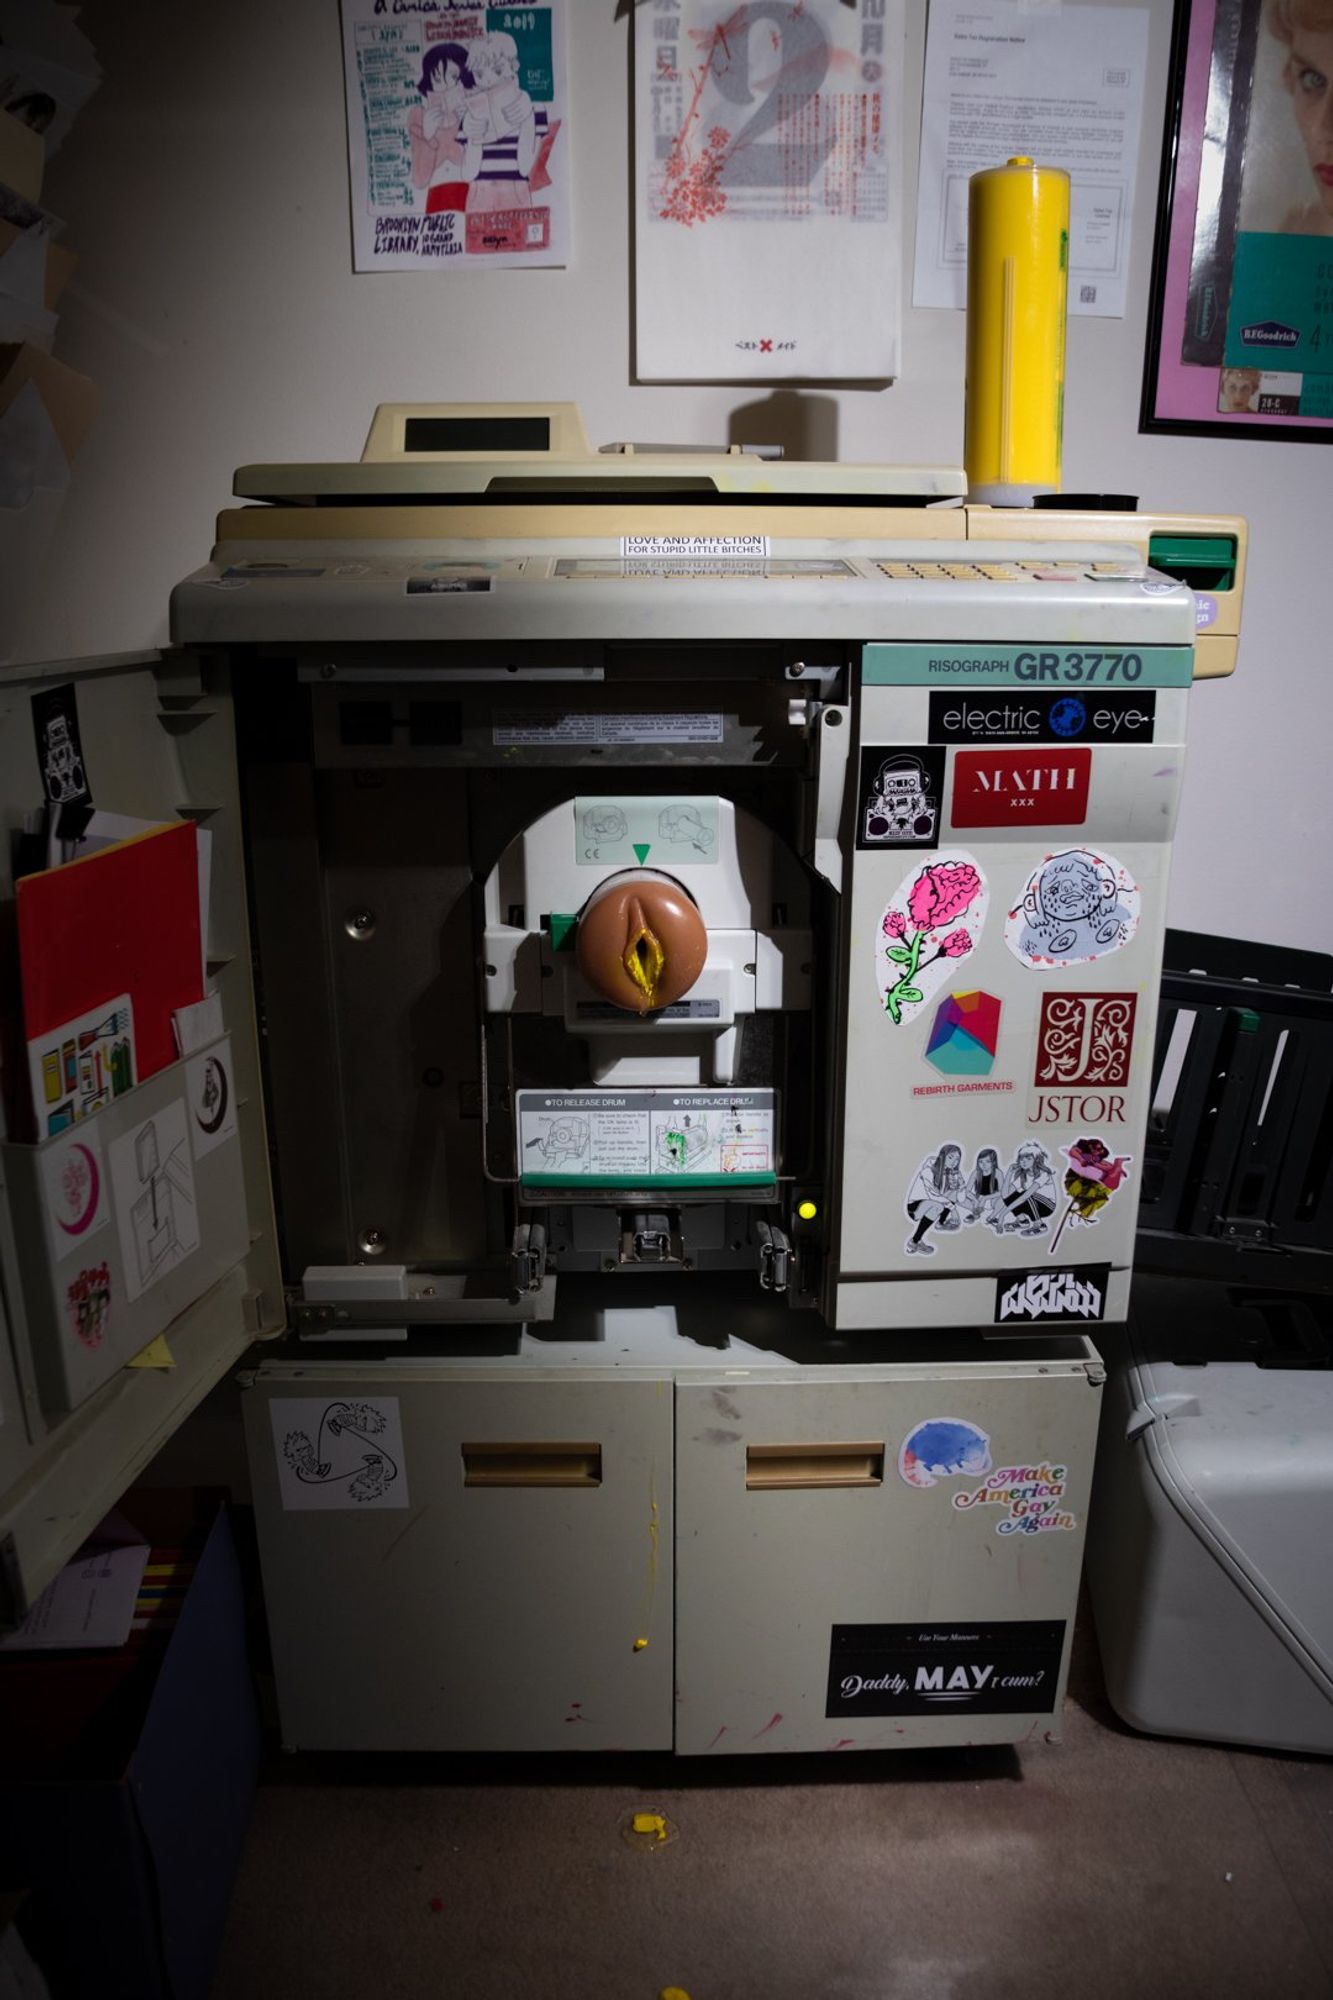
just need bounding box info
[633,842,651,864]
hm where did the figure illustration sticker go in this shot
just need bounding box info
[1005,847,1141,968]
[899,1419,992,1489]
[877,852,988,1026]
[904,1139,1057,1256]
[269,1397,410,1512]
[65,1263,112,1352]
[857,746,945,851]
[1050,1138,1132,1255]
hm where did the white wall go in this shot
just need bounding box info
[13,0,1330,953]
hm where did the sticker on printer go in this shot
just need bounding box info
[406,570,494,594]
[856,746,944,851]
[877,853,987,1026]
[31,682,91,808]
[186,1041,238,1159]
[898,1418,991,1489]
[41,1126,111,1260]
[620,535,770,558]
[994,1263,1110,1323]
[1004,847,1140,969]
[65,1262,112,1352]
[108,1100,201,1304]
[827,1620,1066,1717]
[270,1397,410,1511]
[952,1464,1079,1535]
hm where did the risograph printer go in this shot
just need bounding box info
[0,402,1244,1756]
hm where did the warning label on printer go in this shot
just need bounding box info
[827,1620,1066,1717]
[517,1088,775,1185]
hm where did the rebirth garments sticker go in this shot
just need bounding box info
[827,1621,1066,1717]
[1005,847,1141,968]
[877,853,987,1026]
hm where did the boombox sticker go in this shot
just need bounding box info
[877,853,988,1027]
[1005,846,1141,968]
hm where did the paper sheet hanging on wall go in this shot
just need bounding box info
[339,0,568,272]
[634,0,905,381]
[876,851,988,1026]
[1004,846,1141,969]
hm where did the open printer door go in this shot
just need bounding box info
[0,649,283,1622]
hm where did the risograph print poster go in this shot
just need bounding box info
[341,1,568,270]
[635,0,904,380]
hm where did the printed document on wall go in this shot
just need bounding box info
[913,0,1148,319]
[340,1,567,271]
[635,0,905,381]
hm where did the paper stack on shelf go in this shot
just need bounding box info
[16,821,204,1141]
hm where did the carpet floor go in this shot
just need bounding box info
[211,1619,1333,2000]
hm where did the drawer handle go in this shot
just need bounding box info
[746,1442,884,1490]
[462,1441,602,1488]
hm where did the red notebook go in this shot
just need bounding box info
[17,821,203,1140]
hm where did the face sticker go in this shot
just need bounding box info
[1005,847,1141,969]
[904,1140,1057,1257]
[877,851,988,1026]
[1049,1138,1133,1256]
[899,1419,992,1489]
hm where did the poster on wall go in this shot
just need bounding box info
[339,0,568,272]
[634,0,905,381]
[912,0,1149,320]
[1141,0,1333,439]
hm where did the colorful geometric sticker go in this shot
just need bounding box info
[877,851,988,1027]
[1004,846,1141,969]
[925,989,1002,1077]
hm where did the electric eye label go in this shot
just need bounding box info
[929,690,1158,744]
[827,1621,1066,1717]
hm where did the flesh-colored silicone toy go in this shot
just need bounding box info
[575,875,708,1015]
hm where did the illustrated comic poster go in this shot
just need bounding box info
[340,1,568,271]
[635,0,905,381]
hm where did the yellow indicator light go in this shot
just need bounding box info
[798,1200,818,1221]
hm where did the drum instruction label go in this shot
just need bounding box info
[517,1088,776,1185]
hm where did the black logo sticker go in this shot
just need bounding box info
[994,1264,1110,1323]
[827,1620,1066,1717]
[929,690,1156,745]
[856,744,945,850]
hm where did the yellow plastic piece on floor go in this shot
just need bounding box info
[634,1636,649,1651]
[127,1335,175,1369]
[659,1989,691,1999]
[633,1813,668,1841]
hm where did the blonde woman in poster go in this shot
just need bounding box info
[1269,0,1333,234]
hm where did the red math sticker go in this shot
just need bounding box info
[951,748,1091,829]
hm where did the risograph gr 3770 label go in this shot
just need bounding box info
[517,1088,776,1187]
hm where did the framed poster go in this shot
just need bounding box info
[1141,0,1333,439]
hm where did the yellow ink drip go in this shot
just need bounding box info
[623,920,666,1003]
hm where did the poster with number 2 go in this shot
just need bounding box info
[635,0,904,381]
